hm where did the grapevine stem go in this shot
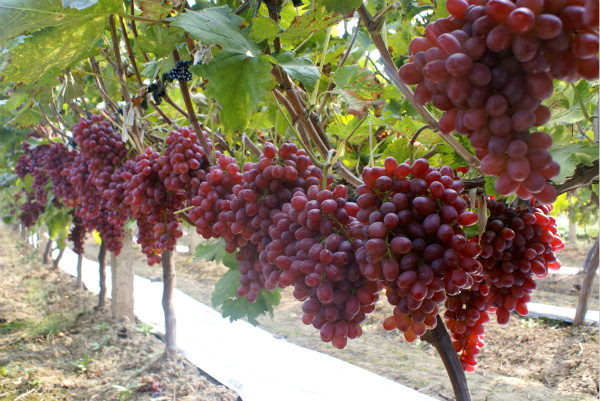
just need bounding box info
[163,92,190,120]
[118,16,143,87]
[322,149,336,190]
[356,4,482,173]
[270,92,322,167]
[409,125,430,164]
[317,19,361,121]
[118,12,170,26]
[421,315,472,401]
[243,134,262,156]
[173,50,215,164]
[310,26,333,106]
[571,83,594,125]
[368,119,374,168]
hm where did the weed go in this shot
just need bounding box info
[93,321,110,332]
[114,383,134,401]
[69,353,93,374]
[135,322,154,336]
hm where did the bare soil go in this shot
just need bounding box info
[0,230,240,401]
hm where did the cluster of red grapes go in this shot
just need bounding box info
[224,143,331,302]
[445,198,564,371]
[400,0,598,202]
[65,116,130,254]
[189,152,242,241]
[16,142,52,228]
[479,199,563,321]
[271,185,379,348]
[353,158,481,341]
[69,217,87,255]
[121,127,210,264]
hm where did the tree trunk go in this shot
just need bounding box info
[162,249,177,357]
[43,239,52,265]
[52,247,65,270]
[97,240,107,309]
[187,228,199,255]
[110,228,135,321]
[574,238,599,326]
[569,218,577,246]
[76,253,83,290]
[421,315,471,401]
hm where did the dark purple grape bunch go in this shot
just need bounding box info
[167,60,193,81]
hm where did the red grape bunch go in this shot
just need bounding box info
[69,217,87,255]
[399,0,598,202]
[221,142,331,302]
[264,184,381,348]
[479,198,564,324]
[189,152,242,240]
[444,283,490,371]
[122,148,185,265]
[353,157,482,342]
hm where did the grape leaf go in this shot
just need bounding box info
[136,24,184,58]
[332,65,384,117]
[269,52,319,90]
[250,14,283,42]
[4,19,105,84]
[212,269,281,326]
[317,0,362,15]
[281,6,342,44]
[172,6,260,56]
[0,0,120,42]
[549,143,599,183]
[56,71,86,109]
[195,50,275,136]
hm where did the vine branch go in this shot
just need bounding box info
[356,4,482,173]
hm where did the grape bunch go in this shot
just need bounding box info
[16,143,52,227]
[122,148,185,265]
[189,152,242,240]
[444,284,490,371]
[479,198,564,324]
[69,217,87,255]
[167,60,193,81]
[217,142,332,301]
[40,142,78,206]
[399,0,598,202]
[265,184,381,348]
[68,115,131,253]
[353,158,482,342]
[159,126,210,198]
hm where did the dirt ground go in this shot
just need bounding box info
[4,228,598,401]
[0,230,240,401]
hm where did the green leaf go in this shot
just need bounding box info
[212,269,281,326]
[332,65,384,117]
[194,238,228,263]
[137,24,183,58]
[0,0,121,42]
[317,0,362,14]
[281,6,342,44]
[549,143,599,183]
[172,6,260,56]
[194,237,239,270]
[270,52,319,89]
[5,18,104,84]
[328,114,387,145]
[196,50,275,135]
[56,71,86,109]
[249,14,282,42]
